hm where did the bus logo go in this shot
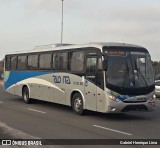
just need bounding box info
[53,75,71,84]
[130,81,134,87]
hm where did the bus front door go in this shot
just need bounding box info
[85,56,97,111]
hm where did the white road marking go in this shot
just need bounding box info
[93,125,132,136]
[27,108,46,114]
[0,101,3,104]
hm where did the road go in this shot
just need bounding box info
[0,83,160,146]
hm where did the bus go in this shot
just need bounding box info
[4,42,155,114]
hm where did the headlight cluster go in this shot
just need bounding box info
[108,94,120,102]
[148,95,156,102]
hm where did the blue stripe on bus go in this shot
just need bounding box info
[5,71,52,89]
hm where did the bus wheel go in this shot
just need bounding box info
[72,93,85,115]
[22,87,32,104]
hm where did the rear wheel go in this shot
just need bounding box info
[72,93,85,115]
[22,87,32,104]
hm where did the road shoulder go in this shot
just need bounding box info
[0,80,3,85]
[0,122,58,148]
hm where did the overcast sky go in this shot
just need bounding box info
[0,0,160,61]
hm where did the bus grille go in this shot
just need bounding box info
[121,105,148,112]
[123,101,146,103]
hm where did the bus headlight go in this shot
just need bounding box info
[148,95,156,102]
[108,94,120,102]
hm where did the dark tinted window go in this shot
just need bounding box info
[11,56,17,70]
[97,57,104,87]
[86,57,97,83]
[97,58,102,70]
[39,53,51,70]
[69,51,84,72]
[59,53,67,70]
[52,52,67,70]
[17,56,27,70]
[52,53,59,70]
[155,75,160,80]
[28,55,38,70]
[5,56,10,70]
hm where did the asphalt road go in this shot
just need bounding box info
[0,84,160,146]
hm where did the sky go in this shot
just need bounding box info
[0,0,160,61]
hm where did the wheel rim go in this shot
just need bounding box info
[23,90,28,101]
[74,98,82,112]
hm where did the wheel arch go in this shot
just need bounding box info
[70,89,86,109]
[22,84,31,98]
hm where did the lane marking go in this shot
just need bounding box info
[93,125,132,136]
[0,101,3,104]
[27,108,46,114]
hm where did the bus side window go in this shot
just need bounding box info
[17,56,27,71]
[27,55,38,70]
[39,53,51,70]
[97,58,104,88]
[68,51,84,72]
[5,56,11,70]
[59,53,67,70]
[52,53,59,70]
[86,57,97,83]
[11,56,17,70]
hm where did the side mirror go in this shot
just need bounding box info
[102,60,108,71]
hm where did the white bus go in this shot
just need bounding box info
[4,42,155,114]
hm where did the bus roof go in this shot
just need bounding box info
[5,42,146,56]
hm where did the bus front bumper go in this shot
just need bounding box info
[107,100,155,113]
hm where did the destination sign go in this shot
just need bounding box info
[107,51,126,56]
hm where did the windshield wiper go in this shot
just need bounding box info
[134,60,148,87]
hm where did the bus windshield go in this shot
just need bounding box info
[106,51,154,88]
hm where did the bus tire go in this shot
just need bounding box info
[22,87,32,104]
[72,93,85,115]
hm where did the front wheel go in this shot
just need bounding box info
[72,93,85,115]
[22,87,32,104]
